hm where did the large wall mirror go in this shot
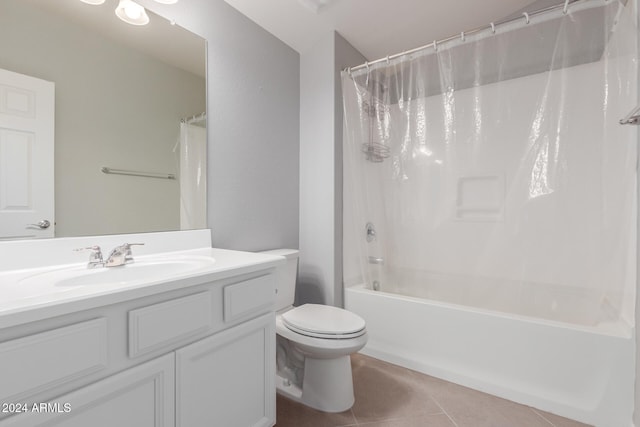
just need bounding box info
[0,0,207,240]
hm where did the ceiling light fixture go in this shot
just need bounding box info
[115,0,149,26]
[81,0,179,26]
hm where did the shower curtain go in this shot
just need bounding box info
[178,121,207,230]
[342,0,638,325]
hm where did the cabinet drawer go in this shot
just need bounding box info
[223,274,275,323]
[0,318,108,403]
[129,291,213,358]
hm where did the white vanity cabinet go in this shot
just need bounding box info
[0,268,277,427]
[176,312,275,427]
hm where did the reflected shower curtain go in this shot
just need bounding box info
[342,0,638,326]
[179,122,207,230]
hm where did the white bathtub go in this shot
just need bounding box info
[345,284,635,427]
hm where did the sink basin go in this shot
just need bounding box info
[11,255,216,301]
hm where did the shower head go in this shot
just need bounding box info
[362,142,390,162]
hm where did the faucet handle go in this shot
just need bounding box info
[74,245,104,267]
[74,245,102,256]
[105,243,145,267]
[126,243,145,248]
[110,242,144,253]
[119,243,145,255]
[122,243,144,261]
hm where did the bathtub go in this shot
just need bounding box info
[345,284,635,427]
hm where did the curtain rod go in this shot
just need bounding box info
[181,112,206,124]
[348,0,597,74]
[101,166,176,180]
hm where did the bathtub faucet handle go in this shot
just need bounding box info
[366,222,377,242]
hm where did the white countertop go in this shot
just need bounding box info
[0,231,286,329]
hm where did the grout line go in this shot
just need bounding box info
[530,407,556,426]
[355,414,447,426]
[430,396,460,427]
[350,408,358,425]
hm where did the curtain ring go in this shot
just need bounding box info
[522,12,530,24]
[432,40,438,51]
[386,55,390,64]
[460,31,465,42]
[563,0,570,14]
[347,67,352,77]
[490,22,496,34]
[365,61,370,72]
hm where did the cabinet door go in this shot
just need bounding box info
[0,354,174,427]
[176,312,275,427]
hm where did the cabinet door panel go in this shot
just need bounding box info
[176,312,275,427]
[0,354,174,427]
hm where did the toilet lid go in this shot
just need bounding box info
[282,304,366,339]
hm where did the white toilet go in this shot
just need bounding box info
[262,249,368,413]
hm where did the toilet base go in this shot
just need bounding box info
[276,355,355,412]
[300,355,355,413]
[274,312,366,413]
[276,373,303,400]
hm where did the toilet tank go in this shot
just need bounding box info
[260,249,299,311]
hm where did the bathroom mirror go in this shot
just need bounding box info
[0,0,207,240]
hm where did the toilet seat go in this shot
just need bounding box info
[282,304,366,339]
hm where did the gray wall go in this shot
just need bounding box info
[298,32,366,307]
[140,0,300,252]
[0,0,205,237]
[299,34,335,306]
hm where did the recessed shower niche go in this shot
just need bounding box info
[455,175,505,221]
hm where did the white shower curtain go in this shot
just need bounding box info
[342,0,638,325]
[179,122,207,230]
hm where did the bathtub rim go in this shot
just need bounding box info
[345,283,633,339]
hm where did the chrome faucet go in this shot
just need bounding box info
[74,245,104,269]
[105,243,145,267]
[75,243,144,268]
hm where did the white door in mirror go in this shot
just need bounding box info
[0,68,54,239]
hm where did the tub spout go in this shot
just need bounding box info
[368,256,384,265]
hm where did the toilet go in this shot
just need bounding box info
[261,249,368,413]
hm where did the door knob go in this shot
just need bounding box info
[27,219,51,229]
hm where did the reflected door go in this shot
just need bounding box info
[0,68,54,239]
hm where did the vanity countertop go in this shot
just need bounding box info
[0,247,284,330]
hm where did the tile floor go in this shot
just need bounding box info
[275,353,592,427]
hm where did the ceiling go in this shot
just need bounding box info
[33,0,571,76]
[221,0,554,61]
[30,0,206,78]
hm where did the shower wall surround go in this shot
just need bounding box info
[342,2,637,424]
[350,60,635,324]
[343,0,637,326]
